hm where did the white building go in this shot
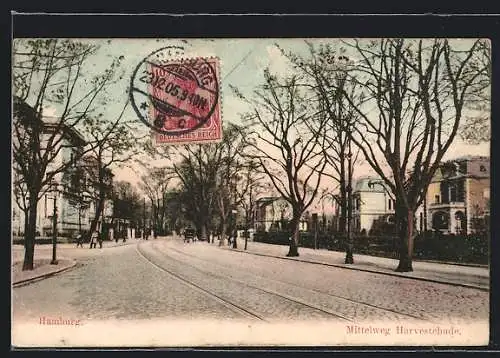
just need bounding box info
[351,176,395,234]
[253,197,308,232]
[12,116,112,238]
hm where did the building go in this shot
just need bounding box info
[423,156,490,235]
[12,114,113,238]
[323,156,490,236]
[351,176,395,234]
[253,197,308,232]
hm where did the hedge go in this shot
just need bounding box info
[12,237,73,245]
[253,231,488,265]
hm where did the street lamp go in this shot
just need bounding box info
[344,122,354,264]
[48,180,59,265]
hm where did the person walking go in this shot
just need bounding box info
[75,232,83,248]
[90,230,98,249]
[97,230,103,249]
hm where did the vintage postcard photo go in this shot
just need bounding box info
[11,37,490,347]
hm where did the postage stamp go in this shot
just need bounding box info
[130,48,222,145]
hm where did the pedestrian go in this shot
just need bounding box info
[75,232,83,248]
[90,230,98,249]
[98,230,103,249]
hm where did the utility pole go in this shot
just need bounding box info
[143,197,146,240]
[345,122,354,264]
[51,195,58,265]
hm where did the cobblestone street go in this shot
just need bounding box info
[13,237,489,326]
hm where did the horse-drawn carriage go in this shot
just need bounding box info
[183,228,195,243]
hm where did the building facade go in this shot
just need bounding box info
[253,197,308,232]
[424,156,490,235]
[12,117,113,238]
[351,176,395,234]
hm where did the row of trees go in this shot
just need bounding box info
[12,38,490,274]
[145,123,266,243]
[138,38,489,273]
[230,38,490,272]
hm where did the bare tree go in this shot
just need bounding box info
[12,39,124,270]
[111,180,143,234]
[169,124,250,242]
[139,167,173,235]
[171,144,222,241]
[80,102,141,240]
[214,124,249,245]
[340,38,488,272]
[279,42,364,238]
[232,69,328,257]
[236,161,267,235]
[459,40,491,144]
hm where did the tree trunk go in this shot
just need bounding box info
[396,208,415,272]
[220,219,228,242]
[338,186,347,233]
[200,224,208,241]
[286,216,300,257]
[89,194,105,240]
[22,196,38,271]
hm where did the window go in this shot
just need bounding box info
[435,195,440,204]
[456,181,465,202]
[44,195,47,218]
[459,162,467,174]
[388,199,392,210]
[450,185,457,202]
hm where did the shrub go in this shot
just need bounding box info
[254,230,488,264]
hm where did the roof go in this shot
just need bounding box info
[353,176,389,193]
[255,196,288,206]
[256,196,279,203]
[448,155,489,162]
[43,117,86,146]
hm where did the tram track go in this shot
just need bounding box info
[161,242,429,322]
[135,243,267,322]
[137,242,352,322]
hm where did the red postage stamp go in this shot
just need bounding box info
[130,50,222,145]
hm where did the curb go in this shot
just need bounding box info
[223,247,489,292]
[13,260,78,288]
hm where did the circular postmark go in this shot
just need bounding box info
[130,47,220,136]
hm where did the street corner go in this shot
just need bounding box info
[13,258,77,288]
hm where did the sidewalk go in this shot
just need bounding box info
[12,258,76,287]
[223,239,490,291]
[11,239,140,287]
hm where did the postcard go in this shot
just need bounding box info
[12,37,490,347]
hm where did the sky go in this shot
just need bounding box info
[21,38,490,195]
